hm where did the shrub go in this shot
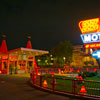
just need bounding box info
[78,71,98,78]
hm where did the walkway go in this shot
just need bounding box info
[0,74,80,100]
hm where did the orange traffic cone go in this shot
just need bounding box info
[37,73,40,75]
[80,86,87,95]
[0,70,2,74]
[43,80,48,87]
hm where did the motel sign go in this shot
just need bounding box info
[81,32,100,43]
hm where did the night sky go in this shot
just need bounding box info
[0,0,100,51]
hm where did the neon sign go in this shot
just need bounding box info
[92,50,100,59]
[80,32,100,43]
[79,18,100,34]
[84,43,100,48]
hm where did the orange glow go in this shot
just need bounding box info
[2,55,8,59]
[80,86,87,93]
[61,70,64,74]
[79,18,100,34]
[84,43,100,48]
[0,70,2,74]
[37,73,40,75]
[10,55,18,59]
[43,80,48,87]
[77,70,80,73]
[58,68,61,74]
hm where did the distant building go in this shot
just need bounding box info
[71,45,98,67]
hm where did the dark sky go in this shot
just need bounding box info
[0,0,100,51]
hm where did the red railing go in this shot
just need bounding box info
[30,70,100,100]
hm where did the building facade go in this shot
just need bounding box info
[71,45,98,67]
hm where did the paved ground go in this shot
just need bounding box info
[0,74,80,100]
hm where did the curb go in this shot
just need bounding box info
[30,81,100,100]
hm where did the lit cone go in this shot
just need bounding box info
[43,80,48,87]
[38,73,40,75]
[0,70,2,74]
[80,86,87,94]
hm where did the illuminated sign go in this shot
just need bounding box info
[92,50,100,59]
[80,32,100,43]
[79,18,100,34]
[84,43,100,48]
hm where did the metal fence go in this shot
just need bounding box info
[30,71,100,99]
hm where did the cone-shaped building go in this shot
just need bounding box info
[0,40,8,53]
[26,40,32,49]
[26,35,32,49]
[0,34,48,74]
[0,35,8,54]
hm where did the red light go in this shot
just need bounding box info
[84,43,100,48]
[80,86,87,93]
[86,68,88,71]
[94,68,97,71]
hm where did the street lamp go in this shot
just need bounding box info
[63,57,66,64]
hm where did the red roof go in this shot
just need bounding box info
[26,40,32,49]
[0,40,8,54]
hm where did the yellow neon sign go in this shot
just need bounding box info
[79,18,100,34]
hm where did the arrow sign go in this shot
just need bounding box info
[92,50,100,59]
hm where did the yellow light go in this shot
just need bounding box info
[38,73,40,75]
[79,18,100,34]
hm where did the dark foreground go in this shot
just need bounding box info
[0,74,80,100]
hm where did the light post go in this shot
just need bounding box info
[63,57,66,64]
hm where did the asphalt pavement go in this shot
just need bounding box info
[0,74,80,100]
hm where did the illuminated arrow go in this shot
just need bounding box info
[92,51,100,58]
